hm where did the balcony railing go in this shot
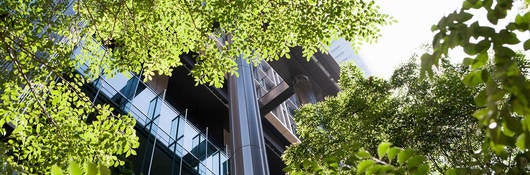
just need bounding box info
[77,62,229,175]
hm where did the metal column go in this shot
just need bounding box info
[229,58,270,175]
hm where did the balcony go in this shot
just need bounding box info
[77,62,229,175]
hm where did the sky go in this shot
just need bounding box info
[358,0,463,79]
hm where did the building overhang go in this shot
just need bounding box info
[263,112,300,144]
[267,46,341,99]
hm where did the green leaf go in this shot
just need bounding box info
[466,0,478,5]
[494,47,516,61]
[463,70,483,87]
[68,162,82,175]
[357,160,375,174]
[407,155,425,169]
[524,117,530,133]
[99,165,111,175]
[420,53,435,77]
[487,9,499,24]
[51,165,63,175]
[431,25,439,31]
[497,30,520,45]
[446,168,458,175]
[463,57,474,66]
[504,115,522,134]
[387,147,401,163]
[473,108,490,122]
[474,90,487,107]
[416,164,430,175]
[477,26,495,37]
[86,162,98,175]
[483,0,493,8]
[458,12,473,22]
[377,142,391,159]
[475,40,490,53]
[464,43,478,55]
[462,1,473,10]
[490,142,505,154]
[356,150,372,159]
[397,149,413,165]
[329,162,339,169]
[501,122,516,137]
[472,52,488,69]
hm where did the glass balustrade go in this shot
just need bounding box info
[76,64,229,175]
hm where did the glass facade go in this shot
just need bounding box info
[77,63,229,175]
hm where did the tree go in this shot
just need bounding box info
[282,0,530,174]
[281,63,437,174]
[422,0,530,173]
[282,59,518,174]
[1,0,391,173]
[79,0,392,86]
[0,75,139,174]
[282,64,397,174]
[49,161,112,175]
[388,59,521,173]
[355,142,430,175]
[283,63,446,174]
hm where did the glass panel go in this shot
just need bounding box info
[130,88,157,125]
[170,118,179,143]
[156,103,178,147]
[180,120,200,154]
[210,152,220,175]
[77,63,228,174]
[221,157,229,175]
[101,73,129,97]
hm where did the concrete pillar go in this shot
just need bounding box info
[229,58,270,175]
[293,75,317,105]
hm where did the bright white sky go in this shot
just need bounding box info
[359,0,463,79]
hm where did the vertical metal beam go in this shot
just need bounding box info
[229,58,270,175]
[147,134,157,175]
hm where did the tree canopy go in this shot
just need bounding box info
[421,0,530,173]
[282,60,494,174]
[283,0,530,174]
[282,64,396,174]
[283,57,530,174]
[0,75,139,173]
[1,0,391,173]
[80,0,391,87]
[389,60,484,173]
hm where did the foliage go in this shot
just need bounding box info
[283,58,529,174]
[282,64,397,174]
[392,58,530,173]
[389,60,487,173]
[421,0,530,173]
[356,142,429,175]
[1,0,139,173]
[49,161,111,175]
[79,0,392,87]
[0,75,139,173]
[1,0,391,173]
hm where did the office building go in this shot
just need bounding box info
[329,38,371,76]
[1,2,342,171]
[75,44,341,175]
